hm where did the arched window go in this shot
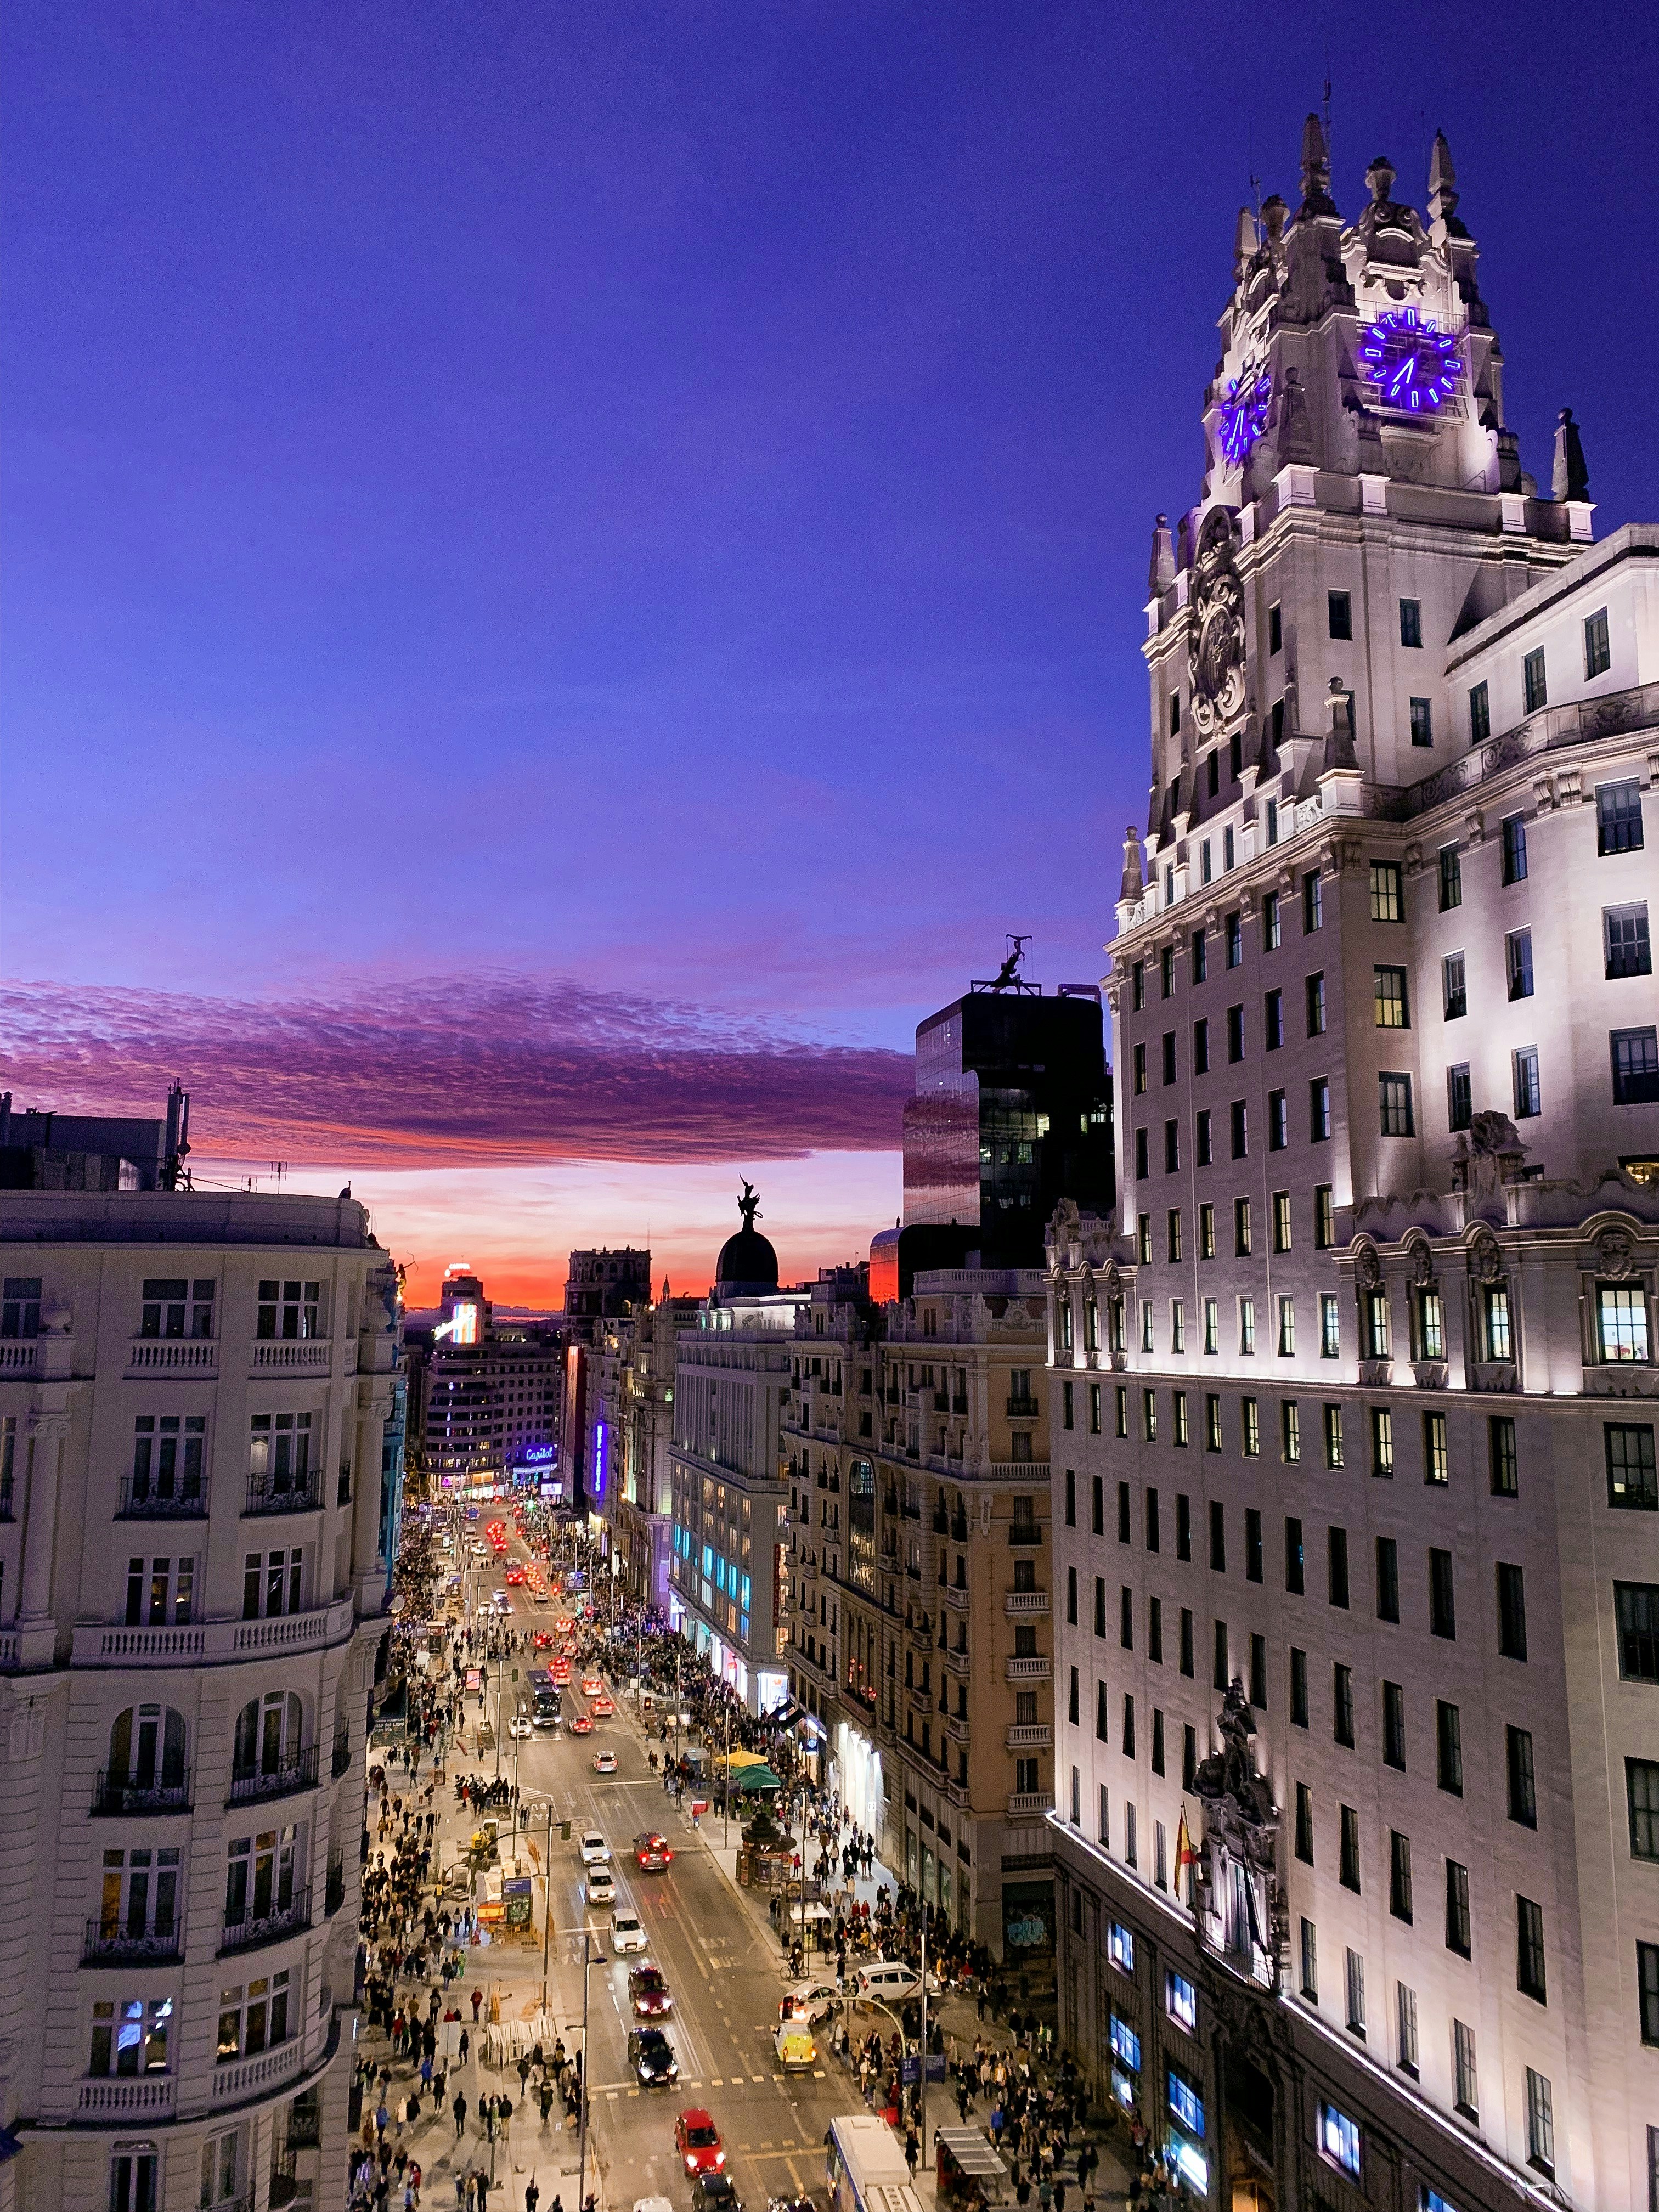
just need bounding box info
[232,1691,304,1782]
[106,1703,187,1806]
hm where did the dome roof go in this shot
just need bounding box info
[715,1224,779,1295]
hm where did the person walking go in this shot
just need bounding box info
[453,2091,468,2140]
[525,2182,540,2212]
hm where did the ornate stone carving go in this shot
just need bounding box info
[1470,1231,1504,1284]
[1187,508,1248,739]
[1596,1228,1637,1281]
[1193,1680,1283,1993]
[1355,1242,1382,1289]
[1408,1239,1435,1288]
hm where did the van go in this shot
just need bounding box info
[853,1960,921,2004]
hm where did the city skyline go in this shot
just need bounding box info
[7,3,1658,1300]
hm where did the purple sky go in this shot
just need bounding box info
[6,2,1657,1297]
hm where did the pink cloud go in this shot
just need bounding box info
[0,973,913,1169]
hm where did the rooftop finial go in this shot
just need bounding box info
[1428,129,1458,222]
[1233,205,1258,279]
[1553,408,1589,501]
[1148,514,1176,595]
[1299,111,1335,217]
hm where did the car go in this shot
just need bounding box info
[780,1979,839,2025]
[628,2027,679,2085]
[491,1589,512,1611]
[852,1959,926,2004]
[634,1833,673,1871]
[675,2109,725,2176]
[532,1630,554,1650]
[592,1750,618,1774]
[551,1659,571,1683]
[569,1714,594,1736]
[691,2175,742,2212]
[587,1866,616,1908]
[591,1694,615,1718]
[634,2196,676,2212]
[509,1714,534,1741]
[774,2021,816,2070]
[611,1908,648,1953]
[580,1674,603,1697]
[579,1831,611,1865]
[629,1966,673,2017]
[506,1566,526,1585]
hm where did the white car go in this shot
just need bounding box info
[509,1715,534,1741]
[579,1831,610,1866]
[587,1866,617,1908]
[782,1978,840,2025]
[611,1909,648,1953]
[592,1750,617,1774]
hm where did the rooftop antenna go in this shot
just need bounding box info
[1322,51,1333,189]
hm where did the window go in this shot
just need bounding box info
[1310,1076,1331,1142]
[1516,1896,1547,2003]
[1444,1859,1471,1955]
[1340,1816,1361,1902]
[1327,1527,1350,1610]
[1328,590,1352,640]
[1453,2018,1479,2119]
[1164,1119,1180,1173]
[128,1415,207,1511]
[1166,1970,1198,2035]
[1234,1199,1251,1256]
[1389,1831,1412,1921]
[1141,1303,1155,1355]
[1244,1509,1262,1583]
[1436,1700,1464,1795]
[1398,597,1422,649]
[1101,1385,1112,1436]
[1229,1101,1247,1158]
[1195,1109,1212,1166]
[1305,970,1325,1036]
[1423,1411,1448,1483]
[1497,1562,1528,1659]
[1511,1046,1541,1119]
[1149,1595,1164,1661]
[1615,1582,1659,1679]
[1489,1415,1518,1497]
[1290,1647,1308,1726]
[1334,1663,1355,1747]
[1204,1393,1221,1450]
[139,1277,215,1340]
[1268,1093,1288,1154]
[1303,871,1323,932]
[88,1996,173,2078]
[1191,927,1207,982]
[1241,1397,1259,1456]
[1374,966,1409,1028]
[1201,1299,1219,1356]
[1095,1680,1107,1742]
[1208,1501,1226,1573]
[241,1548,303,1622]
[1134,1128,1149,1179]
[1447,1062,1471,1132]
[1062,1383,1074,1433]
[1321,2102,1362,2180]
[1362,1289,1391,1361]
[1371,1406,1393,1476]
[1175,1493,1191,1560]
[1583,604,1611,679]
[225,1823,299,1933]
[1429,1550,1456,1639]
[1599,1287,1651,1364]
[1132,1043,1147,1096]
[1107,1920,1135,1973]
[1502,812,1528,884]
[1396,1982,1418,2075]
[1507,1725,1537,1827]
[124,1555,196,1628]
[1606,902,1653,980]
[1483,1284,1513,1362]
[1192,1017,1210,1077]
[1268,602,1282,654]
[1146,1488,1161,1550]
[1525,2068,1554,2176]
[1438,846,1462,911]
[1522,646,1547,714]
[1379,1073,1414,1136]
[1278,1301,1296,1362]
[1409,697,1433,748]
[1285,1518,1304,1595]
[1323,1402,1344,1466]
[1599,778,1644,855]
[1142,1387,1157,1442]
[1180,1607,1194,1677]
[216,1971,292,2062]
[1226,1005,1244,1062]
[1369,861,1403,922]
[1300,1917,1317,2001]
[1213,1620,1228,1691]
[1376,1537,1400,1623]
[98,1844,181,1946]
[1314,1187,1335,1248]
[1506,928,1534,1000]
[1131,961,1145,1013]
[1383,1680,1405,1768]
[1265,986,1283,1048]
[1469,679,1489,744]
[1608,1424,1658,1507]
[1613,1025,1659,1103]
[1632,1758,1659,1859]
[1136,1214,1152,1266]
[1294,1782,1314,1863]
[1093,1578,1107,1639]
[1066,1567,1077,1625]
[255,1280,320,1342]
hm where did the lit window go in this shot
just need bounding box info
[1166,1971,1198,2034]
[1369,862,1403,923]
[1107,1921,1134,1973]
[1598,1286,1650,1364]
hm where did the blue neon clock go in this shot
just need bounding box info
[1218,363,1271,466]
[1358,307,1459,414]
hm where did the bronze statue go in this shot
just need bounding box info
[738,1180,761,1231]
[991,934,1031,990]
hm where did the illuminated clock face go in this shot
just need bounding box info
[1358,307,1459,414]
[1218,362,1271,466]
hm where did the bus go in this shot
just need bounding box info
[527,1668,562,1729]
[825,2114,923,2212]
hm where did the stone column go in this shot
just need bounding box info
[18,1414,67,1624]
[351,1388,392,1606]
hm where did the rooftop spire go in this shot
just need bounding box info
[1298,111,1336,218]
[1428,129,1458,223]
[1553,408,1589,501]
[1233,205,1258,279]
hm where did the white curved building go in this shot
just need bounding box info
[0,1189,400,2212]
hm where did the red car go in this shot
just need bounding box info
[505,1567,526,1585]
[675,2109,725,2175]
[591,1694,615,1718]
[635,1832,673,1871]
[569,1714,594,1736]
[629,1966,673,2017]
[532,1631,554,1650]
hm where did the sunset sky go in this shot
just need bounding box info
[5,3,1655,1304]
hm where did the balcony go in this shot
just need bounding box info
[251,1339,331,1374]
[227,1745,320,1806]
[325,1862,346,1917]
[990,1460,1050,1484]
[126,1334,217,1377]
[93,1766,192,1816]
[0,1340,38,1378]
[945,1775,972,1809]
[331,1728,352,1779]
[1007,1790,1051,1819]
[943,1645,970,1677]
[244,1476,324,1517]
[1006,1723,1052,1750]
[1006,1396,1040,1418]
[1005,1656,1051,1682]
[950,1515,968,1543]
[942,1584,969,1611]
[943,1711,970,1743]
[78,2075,176,2118]
[83,1917,183,1966]
[1007,1524,1043,1547]
[117,1474,209,1520]
[1005,1589,1049,1616]
[951,1395,968,1415]
[220,1887,312,1955]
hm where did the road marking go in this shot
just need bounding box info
[709,2077,723,2086]
[751,2075,765,2083]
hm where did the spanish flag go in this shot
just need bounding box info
[1174,1807,1198,1904]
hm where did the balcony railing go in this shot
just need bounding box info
[942,1584,969,1611]
[944,1645,970,1677]
[93,1765,192,1816]
[251,1340,331,1373]
[1006,1396,1040,1417]
[220,1887,312,1954]
[227,1745,320,1805]
[324,1862,346,1917]
[126,1335,217,1376]
[1007,1790,1051,1818]
[244,1476,324,1517]
[1005,1655,1051,1682]
[117,1474,208,1519]
[1006,1723,1052,1750]
[1005,1589,1049,1616]
[83,1917,183,1965]
[1007,1524,1043,1547]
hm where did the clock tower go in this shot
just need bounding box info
[1139,116,1593,844]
